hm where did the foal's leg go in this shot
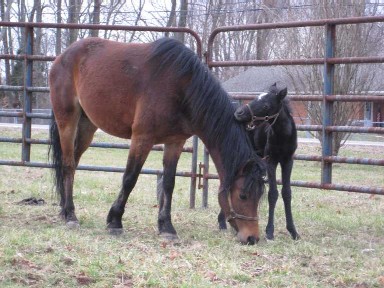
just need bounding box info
[265,159,279,240]
[158,141,186,240]
[107,137,153,233]
[217,210,227,230]
[281,158,300,240]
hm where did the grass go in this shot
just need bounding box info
[0,127,384,287]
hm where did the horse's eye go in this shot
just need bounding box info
[239,193,247,200]
[263,104,269,110]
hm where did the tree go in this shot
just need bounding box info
[90,0,101,37]
[175,0,188,43]
[277,0,384,155]
[68,0,80,45]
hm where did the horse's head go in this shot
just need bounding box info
[219,157,266,245]
[234,83,287,130]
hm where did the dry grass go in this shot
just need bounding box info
[0,127,384,287]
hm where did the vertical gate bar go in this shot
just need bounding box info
[202,147,209,208]
[322,24,335,184]
[189,135,198,209]
[22,25,33,162]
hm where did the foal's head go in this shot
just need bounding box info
[219,158,266,245]
[234,83,287,127]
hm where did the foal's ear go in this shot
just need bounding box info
[277,87,288,102]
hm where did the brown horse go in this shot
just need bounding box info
[49,37,265,244]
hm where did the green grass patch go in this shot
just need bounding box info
[0,127,383,287]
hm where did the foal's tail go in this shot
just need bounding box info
[48,114,64,200]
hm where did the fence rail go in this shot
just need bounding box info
[1,17,383,210]
[205,16,384,197]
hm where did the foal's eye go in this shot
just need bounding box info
[239,193,247,200]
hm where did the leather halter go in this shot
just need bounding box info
[245,103,281,131]
[226,191,259,222]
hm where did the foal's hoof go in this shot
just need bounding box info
[265,234,274,241]
[159,232,179,241]
[66,221,80,229]
[292,233,301,240]
[108,228,124,236]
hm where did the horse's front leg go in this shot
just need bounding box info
[281,158,300,240]
[107,138,153,234]
[265,160,278,240]
[158,141,186,240]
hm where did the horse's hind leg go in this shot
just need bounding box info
[74,112,97,166]
[54,107,81,227]
[157,141,186,240]
[281,158,300,240]
[54,109,96,227]
[107,137,153,233]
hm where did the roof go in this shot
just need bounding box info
[222,66,297,93]
[222,65,384,94]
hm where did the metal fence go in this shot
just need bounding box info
[0,17,383,210]
[0,22,202,208]
[204,16,384,197]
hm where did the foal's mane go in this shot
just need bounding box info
[281,97,293,117]
[148,38,262,191]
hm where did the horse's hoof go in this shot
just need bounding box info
[66,221,80,229]
[108,228,124,236]
[159,232,179,241]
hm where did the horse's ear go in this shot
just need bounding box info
[242,159,255,174]
[277,87,288,101]
[242,157,265,175]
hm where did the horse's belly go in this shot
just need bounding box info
[81,101,134,139]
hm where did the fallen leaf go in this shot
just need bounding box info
[76,272,94,286]
[62,257,74,265]
[169,250,180,260]
[378,276,384,286]
[204,270,218,282]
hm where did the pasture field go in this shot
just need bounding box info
[0,127,383,287]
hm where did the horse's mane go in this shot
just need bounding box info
[148,38,262,191]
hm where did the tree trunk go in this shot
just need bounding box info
[175,0,188,43]
[56,0,62,55]
[68,0,79,45]
[90,0,101,37]
[165,0,176,38]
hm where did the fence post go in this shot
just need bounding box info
[22,25,33,162]
[202,147,209,208]
[322,24,335,184]
[189,135,198,208]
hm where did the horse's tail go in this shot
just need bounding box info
[48,113,64,201]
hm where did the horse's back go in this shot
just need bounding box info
[50,38,152,138]
[49,38,191,142]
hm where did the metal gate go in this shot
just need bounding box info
[203,16,384,200]
[0,22,202,207]
[0,17,383,210]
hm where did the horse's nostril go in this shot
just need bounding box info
[247,236,259,245]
